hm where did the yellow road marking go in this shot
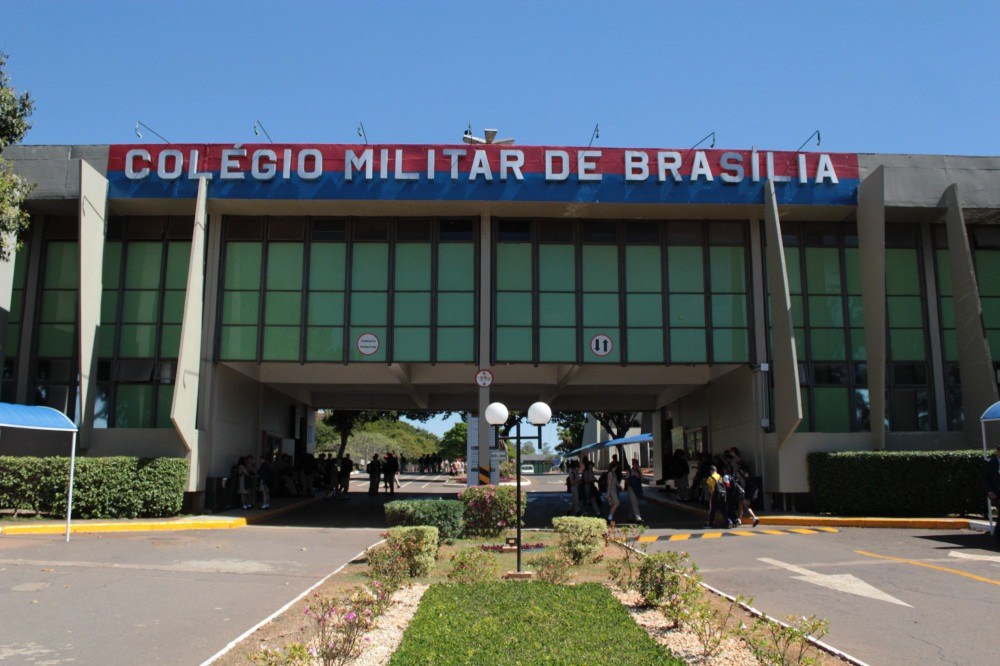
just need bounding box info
[760,529,787,536]
[637,535,658,543]
[729,530,757,537]
[856,550,1000,587]
[814,527,840,533]
[789,528,818,535]
[668,534,691,541]
[701,532,724,539]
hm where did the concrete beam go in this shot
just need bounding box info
[388,363,429,409]
[858,167,887,449]
[542,364,580,404]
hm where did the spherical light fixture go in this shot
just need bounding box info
[527,401,552,426]
[485,402,509,426]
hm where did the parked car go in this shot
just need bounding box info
[520,464,534,475]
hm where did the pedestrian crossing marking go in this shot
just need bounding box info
[633,527,839,543]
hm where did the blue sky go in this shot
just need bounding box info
[4,1,996,440]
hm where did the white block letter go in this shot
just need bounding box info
[125,149,151,179]
[468,150,493,181]
[158,149,184,180]
[220,149,246,181]
[625,151,649,182]
[298,149,322,180]
[499,150,524,181]
[545,150,570,181]
[442,149,466,181]
[345,149,373,181]
[719,152,744,184]
[578,150,602,181]
[657,151,682,182]
[252,149,277,180]
[815,154,840,184]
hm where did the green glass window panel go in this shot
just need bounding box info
[263,326,300,360]
[890,329,926,361]
[887,296,923,328]
[987,329,1000,360]
[438,292,473,325]
[394,292,431,325]
[711,294,747,327]
[44,242,79,289]
[935,250,953,295]
[265,292,302,325]
[119,324,157,357]
[156,385,174,428]
[797,387,812,432]
[393,327,430,362]
[783,247,802,294]
[306,326,344,361]
[12,249,26,288]
[103,242,122,288]
[115,384,153,428]
[669,294,705,327]
[350,292,388,325]
[804,248,841,295]
[124,243,162,289]
[539,245,575,290]
[308,292,344,326]
[582,328,620,363]
[222,291,260,325]
[436,327,473,362]
[885,249,920,295]
[939,297,956,329]
[95,294,116,332]
[4,328,19,356]
[976,250,1000,297]
[981,298,1000,328]
[162,291,185,324]
[793,328,807,360]
[309,244,346,290]
[810,329,847,361]
[668,246,704,293]
[539,328,576,362]
[165,242,191,290]
[846,295,865,327]
[98,327,115,357]
[814,387,850,432]
[40,290,77,323]
[942,330,958,362]
[224,242,262,290]
[220,326,258,361]
[582,293,619,326]
[160,324,181,357]
[121,291,160,324]
[844,248,862,295]
[582,246,618,292]
[539,293,575,326]
[9,289,23,322]
[627,294,663,327]
[627,329,664,362]
[790,295,805,327]
[713,329,748,363]
[395,244,431,291]
[351,244,389,290]
[266,244,304,291]
[497,292,533,326]
[625,246,662,292]
[349,327,387,362]
[496,327,533,362]
[807,295,844,327]
[37,323,74,356]
[670,329,706,363]
[438,244,474,291]
[710,246,745,293]
[850,328,866,361]
[496,244,533,291]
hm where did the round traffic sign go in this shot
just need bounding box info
[475,369,494,387]
[357,332,380,356]
[590,334,613,357]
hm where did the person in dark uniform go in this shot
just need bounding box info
[367,454,382,496]
[983,444,1000,545]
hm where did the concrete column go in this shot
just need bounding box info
[0,233,15,370]
[944,184,999,442]
[477,212,492,484]
[15,221,43,404]
[858,167,887,449]
[920,222,948,430]
[78,160,108,444]
[748,217,769,477]
[763,180,802,446]
[173,178,208,492]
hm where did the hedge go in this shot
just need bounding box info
[384,499,464,540]
[0,456,188,519]
[808,450,988,517]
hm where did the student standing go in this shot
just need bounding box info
[626,458,644,523]
[367,455,382,496]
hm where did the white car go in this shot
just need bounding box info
[520,464,534,475]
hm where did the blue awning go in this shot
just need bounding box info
[554,432,653,464]
[0,403,77,432]
[983,401,1000,423]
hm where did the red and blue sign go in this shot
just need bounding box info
[107,144,859,205]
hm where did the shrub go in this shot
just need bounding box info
[447,546,499,583]
[686,593,745,660]
[385,526,439,577]
[0,455,186,519]
[551,516,607,564]
[638,551,703,628]
[384,499,464,541]
[743,613,830,666]
[527,551,573,584]
[808,450,985,516]
[458,485,524,538]
[302,591,375,666]
[366,544,409,589]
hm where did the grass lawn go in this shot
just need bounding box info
[390,581,685,666]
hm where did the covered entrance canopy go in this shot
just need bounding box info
[982,401,1000,532]
[0,403,78,541]
[554,432,653,466]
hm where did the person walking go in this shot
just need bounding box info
[983,444,1000,545]
[626,457,644,523]
[337,453,353,499]
[582,459,601,516]
[704,465,731,528]
[236,456,251,510]
[257,455,272,510]
[567,460,582,515]
[367,454,382,496]
[734,465,760,527]
[606,457,622,524]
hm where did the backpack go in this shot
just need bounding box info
[713,476,727,500]
[730,474,746,500]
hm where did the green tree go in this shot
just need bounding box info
[0,52,34,261]
[591,411,641,463]
[439,421,467,459]
[553,412,586,453]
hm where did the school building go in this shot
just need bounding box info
[2,142,998,510]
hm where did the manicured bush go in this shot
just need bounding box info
[390,582,684,665]
[365,544,409,589]
[0,456,187,519]
[458,485,524,538]
[808,450,987,517]
[384,498,464,541]
[552,515,607,564]
[447,546,499,583]
[385,526,439,577]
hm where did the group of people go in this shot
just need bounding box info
[366,451,400,496]
[566,455,645,524]
[690,447,760,529]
